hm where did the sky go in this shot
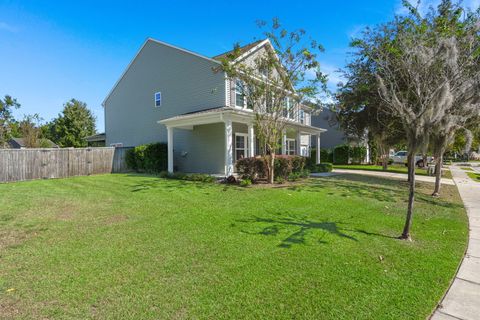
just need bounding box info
[1,0,479,132]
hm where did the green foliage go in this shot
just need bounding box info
[0,95,21,146]
[240,178,252,187]
[236,156,307,183]
[350,146,367,164]
[47,99,96,148]
[125,143,168,173]
[235,157,268,182]
[333,145,350,164]
[158,171,215,183]
[312,163,333,173]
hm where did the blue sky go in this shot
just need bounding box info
[0,0,478,132]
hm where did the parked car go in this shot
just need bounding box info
[390,151,434,167]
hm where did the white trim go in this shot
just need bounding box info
[154,91,162,107]
[286,138,296,155]
[248,124,255,157]
[224,118,234,176]
[234,39,270,62]
[167,126,174,173]
[234,133,249,162]
[102,38,222,107]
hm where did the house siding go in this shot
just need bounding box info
[104,40,226,147]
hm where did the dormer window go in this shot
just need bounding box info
[235,79,245,108]
[154,92,162,107]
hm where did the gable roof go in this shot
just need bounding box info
[212,39,266,61]
[8,138,58,149]
[102,38,222,107]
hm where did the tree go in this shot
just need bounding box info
[422,1,480,196]
[18,114,43,148]
[48,99,96,148]
[0,95,20,147]
[219,18,327,183]
[336,45,405,170]
[352,1,479,240]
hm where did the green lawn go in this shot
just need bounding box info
[333,164,453,179]
[461,167,474,171]
[466,171,480,182]
[0,174,467,319]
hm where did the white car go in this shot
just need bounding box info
[390,151,434,167]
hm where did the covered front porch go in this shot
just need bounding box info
[159,107,325,176]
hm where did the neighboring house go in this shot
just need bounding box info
[103,38,326,175]
[311,108,347,149]
[7,138,58,149]
[85,133,106,147]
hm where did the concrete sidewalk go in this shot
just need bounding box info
[431,166,480,320]
[331,168,455,185]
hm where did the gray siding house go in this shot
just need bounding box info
[103,38,326,175]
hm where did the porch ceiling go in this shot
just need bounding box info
[158,106,326,134]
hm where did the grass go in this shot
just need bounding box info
[333,164,453,179]
[466,171,480,182]
[461,167,474,171]
[0,174,467,319]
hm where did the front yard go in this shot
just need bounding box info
[0,174,467,319]
[333,164,453,179]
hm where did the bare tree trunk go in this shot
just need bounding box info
[401,153,415,241]
[432,153,443,197]
[269,153,275,184]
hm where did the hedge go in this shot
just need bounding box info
[333,144,367,164]
[311,162,333,173]
[125,143,168,173]
[236,155,307,182]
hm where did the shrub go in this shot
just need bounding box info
[311,162,333,173]
[333,144,350,164]
[158,171,215,183]
[350,146,367,164]
[274,156,292,179]
[125,143,168,173]
[236,157,267,181]
[240,178,252,187]
[291,155,306,173]
[237,155,309,182]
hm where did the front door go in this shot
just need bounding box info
[235,133,249,161]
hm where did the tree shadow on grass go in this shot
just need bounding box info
[236,215,358,248]
[302,175,463,209]
[235,214,399,248]
[127,176,211,193]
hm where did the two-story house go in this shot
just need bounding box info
[103,38,326,175]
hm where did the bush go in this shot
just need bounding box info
[125,143,168,173]
[237,155,308,183]
[158,171,215,183]
[350,146,367,164]
[240,178,252,187]
[236,157,267,181]
[333,145,350,164]
[311,162,333,173]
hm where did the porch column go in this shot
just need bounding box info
[296,130,302,156]
[224,119,234,176]
[248,124,255,157]
[167,126,174,173]
[281,129,287,155]
[316,134,321,164]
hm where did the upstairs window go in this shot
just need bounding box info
[300,110,305,124]
[235,79,245,108]
[154,92,162,107]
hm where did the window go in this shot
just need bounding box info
[286,139,296,155]
[235,134,249,161]
[154,92,162,107]
[283,97,289,118]
[300,110,305,124]
[235,79,245,108]
[288,102,295,119]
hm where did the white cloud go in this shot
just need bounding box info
[0,21,18,33]
[347,24,367,40]
[320,63,346,90]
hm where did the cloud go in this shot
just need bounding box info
[395,0,479,16]
[0,21,18,33]
[320,63,346,90]
[347,24,367,40]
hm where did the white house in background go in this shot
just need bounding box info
[102,38,326,175]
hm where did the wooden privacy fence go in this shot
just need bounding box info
[0,147,131,183]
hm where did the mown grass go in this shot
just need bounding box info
[0,174,467,319]
[333,164,453,179]
[466,171,480,182]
